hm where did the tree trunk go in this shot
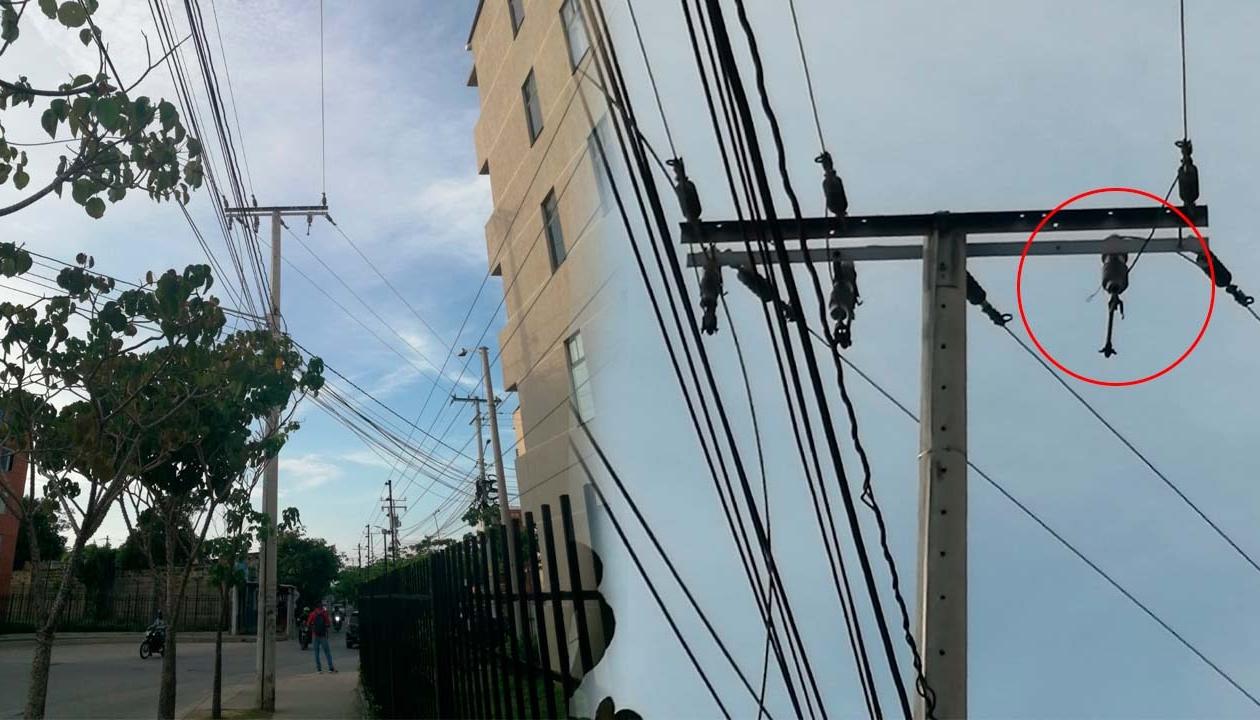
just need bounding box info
[22,541,80,719]
[158,518,178,720]
[212,583,227,719]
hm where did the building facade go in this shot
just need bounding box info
[467,0,616,691]
[0,449,29,597]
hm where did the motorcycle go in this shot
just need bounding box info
[298,620,311,650]
[332,610,344,632]
[139,627,165,659]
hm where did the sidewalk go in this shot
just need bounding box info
[181,669,362,720]
[0,631,257,645]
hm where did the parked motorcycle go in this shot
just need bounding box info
[139,627,165,659]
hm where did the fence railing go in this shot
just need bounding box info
[0,587,225,633]
[359,494,623,719]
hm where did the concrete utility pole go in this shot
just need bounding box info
[382,478,407,562]
[451,394,487,525]
[378,526,390,574]
[357,543,362,568]
[224,199,328,713]
[685,204,1209,719]
[364,524,373,564]
[458,348,518,587]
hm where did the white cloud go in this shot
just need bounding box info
[278,453,341,496]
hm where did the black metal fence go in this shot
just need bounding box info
[0,585,225,633]
[359,495,622,719]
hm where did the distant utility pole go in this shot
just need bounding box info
[460,347,517,589]
[686,203,1209,719]
[224,196,328,714]
[364,524,374,565]
[382,477,407,562]
[378,526,390,575]
[357,543,362,569]
[451,393,487,525]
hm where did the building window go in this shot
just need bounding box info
[522,69,543,145]
[560,0,589,71]
[542,189,566,270]
[587,115,613,212]
[508,0,524,36]
[0,448,13,473]
[565,332,594,423]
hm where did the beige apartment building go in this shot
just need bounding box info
[466,0,616,686]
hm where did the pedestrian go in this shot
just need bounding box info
[306,600,337,673]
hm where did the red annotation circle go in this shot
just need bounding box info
[1015,186,1215,387]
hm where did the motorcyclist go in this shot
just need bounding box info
[146,610,166,636]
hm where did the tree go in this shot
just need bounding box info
[0,247,324,719]
[10,497,65,571]
[115,506,193,572]
[277,531,342,610]
[0,0,204,219]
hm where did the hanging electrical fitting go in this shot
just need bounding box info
[816,151,849,219]
[1099,237,1130,357]
[737,265,800,324]
[828,253,859,348]
[670,156,723,335]
[1194,250,1255,307]
[1176,139,1199,208]
[965,273,1013,327]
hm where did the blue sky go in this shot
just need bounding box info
[573,0,1260,717]
[5,1,1260,717]
[1,2,503,559]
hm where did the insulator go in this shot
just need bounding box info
[699,253,722,336]
[1101,253,1129,296]
[965,273,987,307]
[815,151,848,218]
[306,213,314,236]
[668,157,703,224]
[736,265,777,305]
[1176,139,1200,208]
[1194,251,1233,288]
[828,255,859,348]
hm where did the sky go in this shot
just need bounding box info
[569,0,1260,718]
[4,1,1260,718]
[0,2,502,560]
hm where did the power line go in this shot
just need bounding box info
[819,335,1260,709]
[998,323,1260,577]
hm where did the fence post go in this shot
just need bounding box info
[525,512,559,719]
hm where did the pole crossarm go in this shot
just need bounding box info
[679,205,1208,245]
[224,204,329,216]
[687,234,1208,267]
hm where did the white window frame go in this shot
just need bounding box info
[565,332,595,423]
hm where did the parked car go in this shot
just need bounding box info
[345,610,360,649]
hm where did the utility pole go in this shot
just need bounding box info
[382,478,407,562]
[451,394,487,526]
[462,346,517,590]
[357,543,362,569]
[685,203,1209,719]
[378,526,390,575]
[225,197,328,714]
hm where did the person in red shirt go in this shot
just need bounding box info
[305,600,337,673]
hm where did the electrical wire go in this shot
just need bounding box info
[624,0,677,159]
[812,332,1260,710]
[784,0,824,152]
[999,324,1260,577]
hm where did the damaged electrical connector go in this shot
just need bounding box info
[1099,242,1130,358]
[828,253,859,348]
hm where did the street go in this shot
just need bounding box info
[0,633,359,719]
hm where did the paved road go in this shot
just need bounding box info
[0,631,360,719]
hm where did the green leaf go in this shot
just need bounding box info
[78,27,92,46]
[182,159,203,188]
[107,184,125,202]
[158,100,177,132]
[186,136,201,158]
[1,7,18,44]
[71,178,92,204]
[38,0,56,19]
[93,96,121,131]
[84,197,105,218]
[50,98,68,120]
[56,1,86,28]
[41,108,57,138]
[13,168,28,190]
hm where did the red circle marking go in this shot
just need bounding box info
[1014,186,1215,387]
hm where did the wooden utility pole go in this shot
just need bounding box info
[685,203,1209,719]
[224,199,327,713]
